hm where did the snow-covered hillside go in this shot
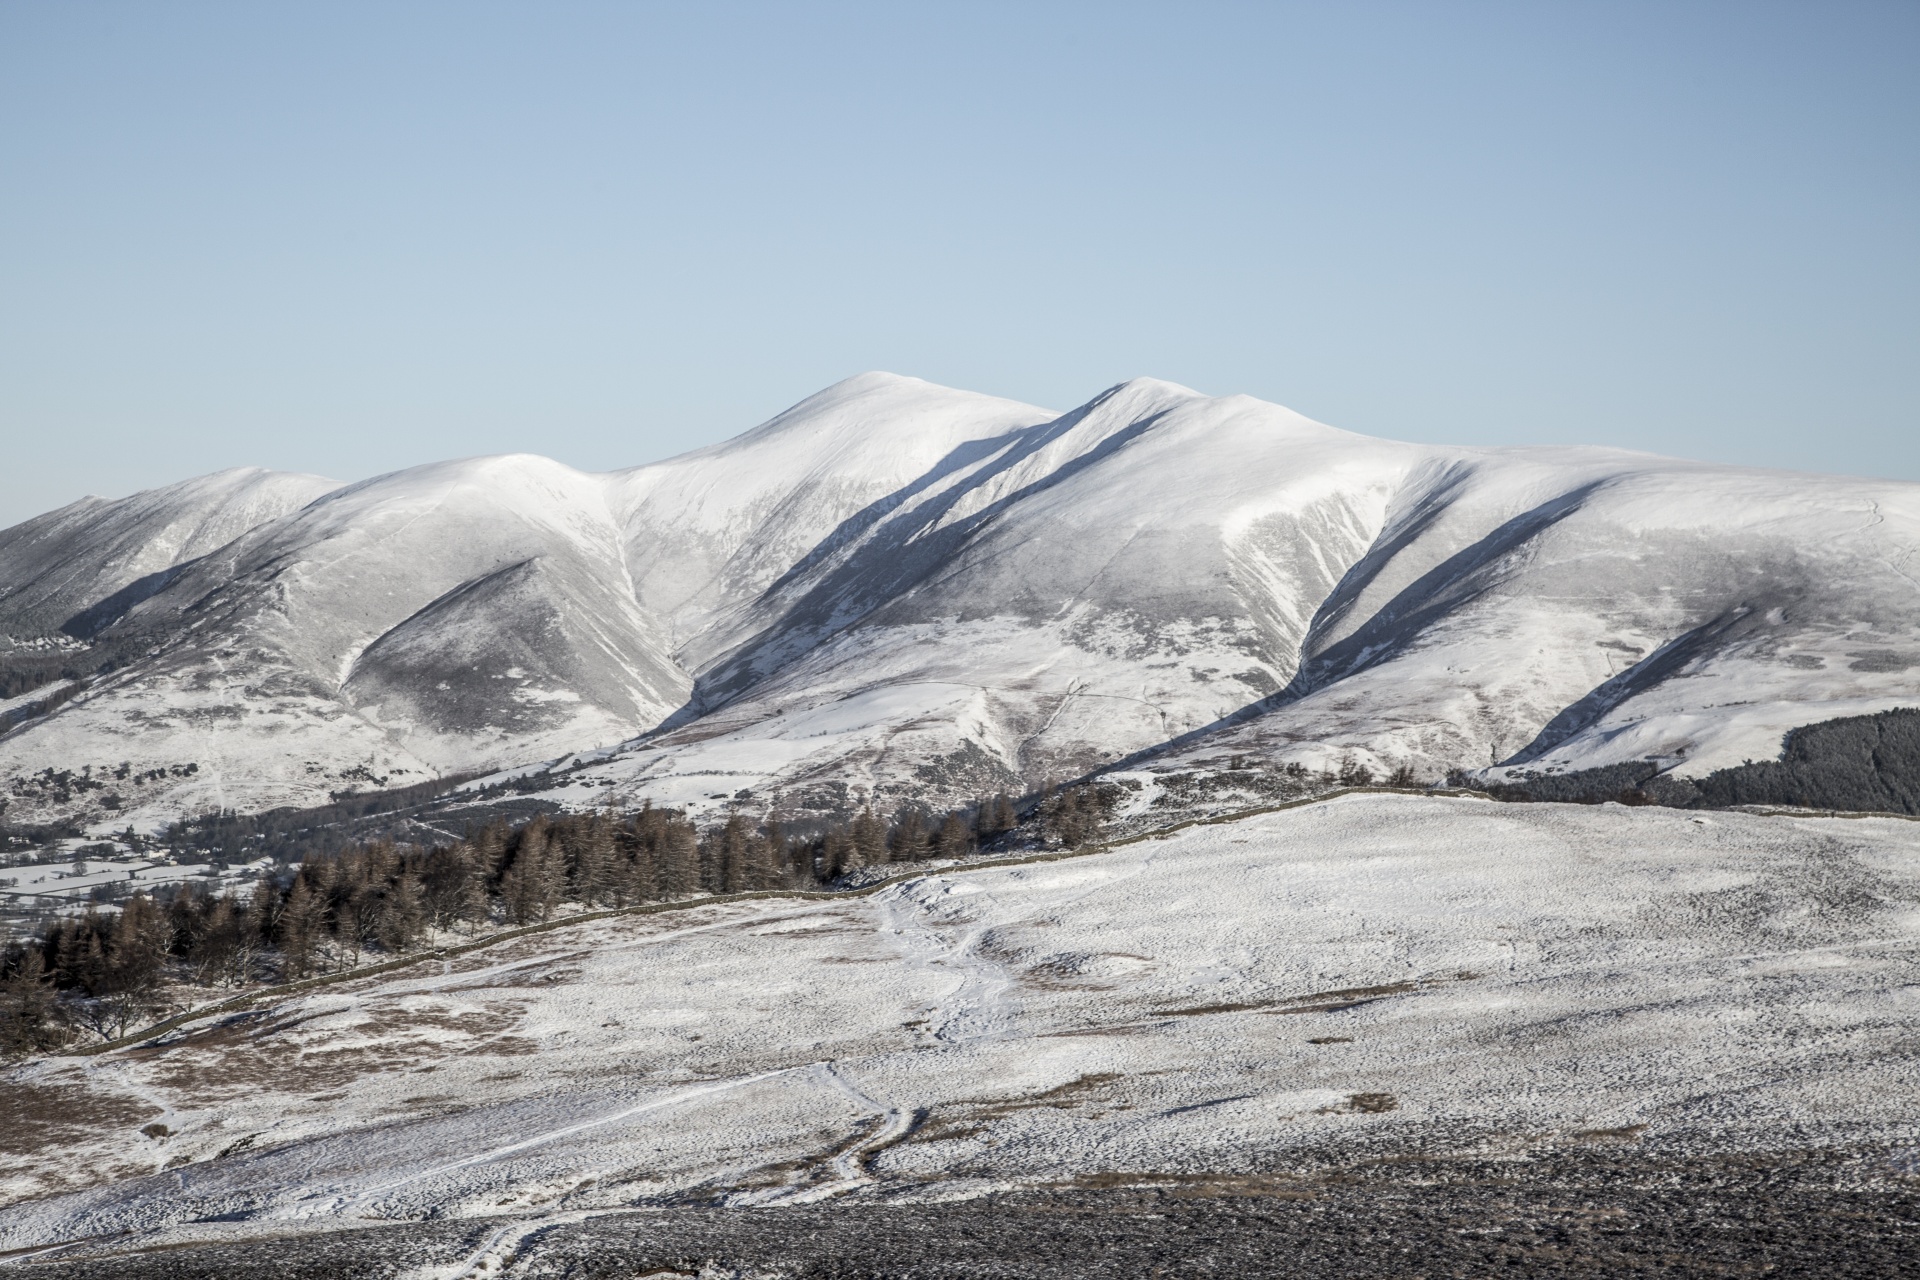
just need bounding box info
[2,796,1915,1255]
[529,378,1920,822]
[1,373,1917,831]
[0,468,340,641]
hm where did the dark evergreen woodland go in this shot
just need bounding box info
[1472,708,1920,815]
[0,792,1022,1059]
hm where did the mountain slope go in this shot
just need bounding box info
[0,454,691,821]
[1140,448,1920,788]
[553,379,1426,817]
[1,373,1916,832]
[0,377,1057,826]
[533,388,1920,821]
[607,370,1059,666]
[0,468,341,644]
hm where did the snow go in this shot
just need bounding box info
[0,681,75,721]
[1,855,233,906]
[0,467,340,640]
[1,795,1915,1256]
[537,380,1920,822]
[2,373,1918,833]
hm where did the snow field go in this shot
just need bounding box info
[1,795,1916,1258]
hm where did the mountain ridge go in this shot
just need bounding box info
[1,373,1916,832]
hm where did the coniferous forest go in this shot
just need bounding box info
[11,706,1916,1062]
[0,793,1047,1060]
[1472,708,1920,814]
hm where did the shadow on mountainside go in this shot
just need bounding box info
[1103,479,1614,771]
[1283,479,1610,698]
[1497,603,1785,767]
[655,385,1189,728]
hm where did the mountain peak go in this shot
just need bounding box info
[6,375,1919,838]
[1102,375,1207,400]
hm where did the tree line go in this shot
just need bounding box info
[0,793,1030,1059]
[1464,708,1920,815]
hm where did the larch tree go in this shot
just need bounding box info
[936,811,974,858]
[850,807,888,869]
[718,814,753,894]
[277,877,328,978]
[566,813,616,906]
[501,819,565,924]
[889,810,929,862]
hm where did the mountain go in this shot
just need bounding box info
[0,468,342,644]
[521,378,1920,823]
[0,375,1052,827]
[1,373,1917,832]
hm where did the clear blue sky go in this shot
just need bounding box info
[2,1,1915,525]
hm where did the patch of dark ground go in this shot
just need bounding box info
[15,1152,1920,1279]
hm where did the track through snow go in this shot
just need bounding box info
[873,839,1169,1047]
[2,796,1919,1267]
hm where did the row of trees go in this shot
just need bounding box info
[0,793,1032,1058]
[1,748,1465,1059]
[1466,708,1920,816]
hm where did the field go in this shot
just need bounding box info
[2,794,1917,1274]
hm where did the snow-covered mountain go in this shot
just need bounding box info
[2,373,1917,831]
[0,468,340,642]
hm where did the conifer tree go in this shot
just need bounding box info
[472,820,509,885]
[745,828,771,891]
[421,843,485,931]
[62,894,172,1040]
[660,816,700,896]
[718,813,753,894]
[822,824,852,879]
[501,818,564,923]
[245,881,279,965]
[164,891,201,964]
[889,809,929,862]
[567,814,616,906]
[376,874,425,951]
[189,894,246,987]
[278,877,328,978]
[759,825,792,889]
[333,889,369,967]
[64,914,111,996]
[0,948,66,1059]
[936,811,974,858]
[850,806,888,868]
[109,894,171,1000]
[620,815,657,903]
[529,818,566,915]
[976,792,1017,842]
[1042,785,1107,849]
[762,819,792,886]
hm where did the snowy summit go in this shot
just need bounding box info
[1,372,1915,833]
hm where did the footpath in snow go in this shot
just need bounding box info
[1,794,1916,1262]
